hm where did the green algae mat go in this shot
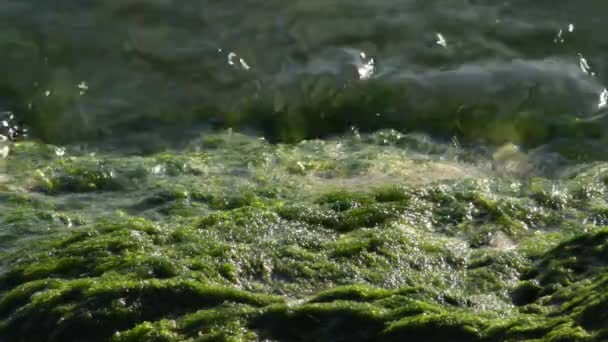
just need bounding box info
[1,130,608,341]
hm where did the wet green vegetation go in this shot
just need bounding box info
[1,130,608,341]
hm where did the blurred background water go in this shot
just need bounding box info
[1,0,608,149]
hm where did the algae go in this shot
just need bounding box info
[1,130,608,341]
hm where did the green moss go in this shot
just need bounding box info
[533,228,608,288]
[113,304,259,342]
[276,204,340,228]
[3,131,608,341]
[337,204,401,231]
[330,231,384,258]
[38,160,127,193]
[372,185,412,203]
[1,213,607,341]
[383,312,485,341]
[0,278,281,342]
[308,285,393,303]
[316,191,373,212]
[219,263,239,282]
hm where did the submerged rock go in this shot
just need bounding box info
[1,130,607,341]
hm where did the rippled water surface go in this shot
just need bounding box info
[2,0,608,147]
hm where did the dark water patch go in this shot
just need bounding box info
[1,1,608,147]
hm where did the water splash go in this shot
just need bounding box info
[355,51,375,80]
[599,88,608,109]
[578,53,595,76]
[227,52,250,70]
[554,24,574,44]
[554,29,564,44]
[436,33,447,47]
[358,58,375,80]
[77,81,89,96]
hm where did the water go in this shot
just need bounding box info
[3,3,608,341]
[2,0,608,147]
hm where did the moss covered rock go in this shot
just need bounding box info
[1,130,608,341]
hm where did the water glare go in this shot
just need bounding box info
[227,52,250,70]
[599,88,608,109]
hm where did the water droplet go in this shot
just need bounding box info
[436,33,447,47]
[227,52,237,66]
[77,81,89,95]
[554,29,564,44]
[239,58,250,70]
[227,52,250,70]
[579,53,594,75]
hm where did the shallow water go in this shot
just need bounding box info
[2,0,608,147]
[2,2,608,341]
